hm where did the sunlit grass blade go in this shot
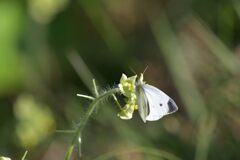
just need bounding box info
[67,50,94,93]
[78,0,126,55]
[186,17,239,74]
[21,151,28,160]
[195,115,216,160]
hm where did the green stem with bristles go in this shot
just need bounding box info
[65,88,120,160]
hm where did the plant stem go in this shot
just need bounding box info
[65,88,120,160]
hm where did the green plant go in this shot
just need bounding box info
[63,73,178,159]
[64,75,137,160]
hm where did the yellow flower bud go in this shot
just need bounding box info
[117,73,139,120]
[118,74,137,97]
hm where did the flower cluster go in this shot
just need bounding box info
[117,74,138,119]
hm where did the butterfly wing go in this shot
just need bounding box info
[136,85,149,123]
[143,84,178,121]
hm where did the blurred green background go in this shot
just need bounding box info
[1,0,240,159]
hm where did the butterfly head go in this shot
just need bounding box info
[136,73,146,86]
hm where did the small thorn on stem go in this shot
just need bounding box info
[76,94,94,100]
[112,94,122,109]
[92,79,99,97]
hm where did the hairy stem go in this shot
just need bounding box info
[65,88,120,160]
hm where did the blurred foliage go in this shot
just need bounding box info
[0,0,240,160]
[0,157,11,160]
[28,0,68,24]
[0,1,24,95]
[14,94,55,148]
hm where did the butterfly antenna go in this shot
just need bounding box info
[129,66,137,75]
[143,65,149,75]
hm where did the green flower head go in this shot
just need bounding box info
[118,74,137,97]
[117,74,138,120]
[126,93,138,109]
[117,104,135,119]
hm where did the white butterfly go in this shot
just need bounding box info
[136,74,178,123]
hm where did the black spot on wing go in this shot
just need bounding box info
[167,99,178,113]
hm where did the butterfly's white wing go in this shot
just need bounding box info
[143,84,178,121]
